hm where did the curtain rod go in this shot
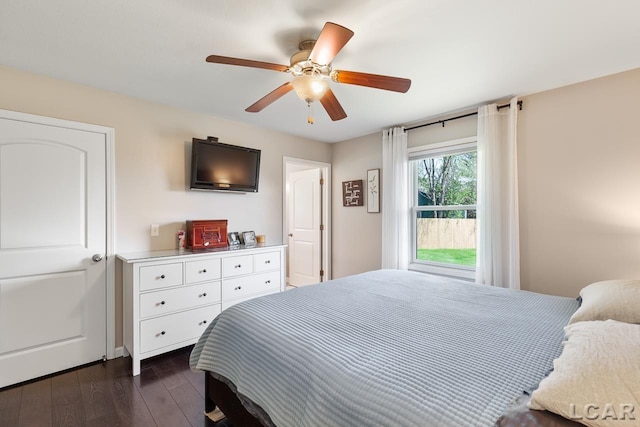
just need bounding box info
[406,100,523,131]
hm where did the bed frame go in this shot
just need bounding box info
[205,371,581,427]
[496,394,583,427]
[205,372,269,426]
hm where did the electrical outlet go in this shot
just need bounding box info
[151,224,160,236]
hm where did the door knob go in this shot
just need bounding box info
[92,254,103,262]
[288,233,293,237]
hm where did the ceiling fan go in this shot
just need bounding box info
[206,22,411,124]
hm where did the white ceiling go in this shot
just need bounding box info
[2,0,640,143]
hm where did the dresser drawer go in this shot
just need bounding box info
[139,281,221,319]
[222,254,253,277]
[139,263,183,291]
[139,305,220,353]
[222,270,281,301]
[185,258,221,284]
[254,251,280,273]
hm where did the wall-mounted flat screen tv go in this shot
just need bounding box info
[190,137,261,192]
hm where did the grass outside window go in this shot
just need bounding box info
[416,249,476,266]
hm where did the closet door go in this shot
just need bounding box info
[0,110,108,388]
[288,168,322,286]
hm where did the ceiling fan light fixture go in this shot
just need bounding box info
[205,22,409,123]
[291,74,329,103]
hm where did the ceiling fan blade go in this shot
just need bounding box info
[320,89,347,121]
[206,55,289,72]
[331,70,411,93]
[245,82,293,112]
[308,22,354,65]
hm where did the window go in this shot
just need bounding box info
[409,138,477,279]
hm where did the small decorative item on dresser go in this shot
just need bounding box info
[186,220,228,249]
[367,169,380,213]
[177,229,186,250]
[242,231,257,246]
[256,234,266,243]
[342,180,364,206]
[227,232,241,246]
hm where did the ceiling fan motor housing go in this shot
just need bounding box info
[289,40,331,77]
[290,40,315,65]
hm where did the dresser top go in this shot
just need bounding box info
[117,242,285,263]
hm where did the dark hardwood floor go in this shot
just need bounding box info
[0,346,231,427]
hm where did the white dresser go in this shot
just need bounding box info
[118,244,286,375]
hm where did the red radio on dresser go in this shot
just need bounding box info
[186,220,228,249]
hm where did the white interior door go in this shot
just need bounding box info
[288,168,321,286]
[0,113,107,388]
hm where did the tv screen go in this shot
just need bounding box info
[190,137,261,192]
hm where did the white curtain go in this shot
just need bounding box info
[476,97,520,289]
[381,127,409,270]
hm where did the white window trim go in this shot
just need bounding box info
[408,136,477,280]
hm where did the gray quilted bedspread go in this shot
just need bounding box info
[190,269,579,427]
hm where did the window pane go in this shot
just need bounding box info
[415,210,476,266]
[417,151,477,206]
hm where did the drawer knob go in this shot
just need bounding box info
[265,260,270,264]
[202,269,207,273]
[235,264,241,268]
[160,301,166,305]
[234,286,242,291]
[160,331,166,335]
[200,320,208,325]
[265,280,271,284]
[160,274,165,279]
[200,292,207,297]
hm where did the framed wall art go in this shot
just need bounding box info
[342,180,363,206]
[367,169,380,213]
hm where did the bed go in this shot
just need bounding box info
[190,269,582,426]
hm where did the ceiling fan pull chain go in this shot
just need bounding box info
[307,102,314,125]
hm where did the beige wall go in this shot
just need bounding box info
[3,62,640,349]
[518,68,640,297]
[330,113,477,278]
[332,67,640,298]
[0,65,332,347]
[407,113,477,148]
[331,133,382,278]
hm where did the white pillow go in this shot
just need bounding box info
[569,279,640,324]
[528,320,640,427]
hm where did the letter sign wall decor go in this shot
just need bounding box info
[342,180,364,206]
